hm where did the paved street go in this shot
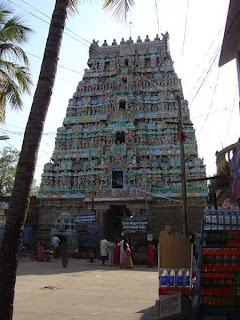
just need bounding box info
[14,258,158,320]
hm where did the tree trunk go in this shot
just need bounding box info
[0,0,69,318]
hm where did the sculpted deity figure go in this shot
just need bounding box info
[99,59,105,71]
[139,56,145,68]
[150,54,157,68]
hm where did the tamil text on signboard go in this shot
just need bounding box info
[75,212,96,224]
[122,217,150,233]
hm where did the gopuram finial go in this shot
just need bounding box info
[89,39,99,58]
[102,40,108,46]
[112,39,117,45]
[145,35,150,42]
[154,34,160,41]
[120,37,125,44]
[137,36,142,43]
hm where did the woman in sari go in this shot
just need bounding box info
[120,239,133,269]
[113,239,120,265]
[147,242,155,267]
[37,240,44,262]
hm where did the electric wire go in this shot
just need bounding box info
[7,0,90,48]
[181,0,190,59]
[223,84,238,146]
[191,109,225,119]
[196,69,220,137]
[10,0,222,108]
[0,128,55,148]
[189,46,221,104]
[27,52,84,75]
[19,0,92,46]
[187,44,220,100]
[183,26,224,89]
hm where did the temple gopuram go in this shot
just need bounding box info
[37,34,208,244]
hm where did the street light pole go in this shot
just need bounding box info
[177,96,188,237]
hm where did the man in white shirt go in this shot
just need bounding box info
[51,235,60,258]
[119,238,125,264]
[100,238,108,265]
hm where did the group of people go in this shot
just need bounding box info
[36,235,155,270]
[100,237,156,269]
[100,238,133,269]
[36,235,70,268]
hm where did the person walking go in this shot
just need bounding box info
[37,240,44,262]
[147,242,155,267]
[100,238,108,265]
[107,240,114,266]
[120,239,133,269]
[60,238,69,268]
[119,237,125,264]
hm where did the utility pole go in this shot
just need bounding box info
[177,96,188,237]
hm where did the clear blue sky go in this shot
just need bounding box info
[1,0,239,184]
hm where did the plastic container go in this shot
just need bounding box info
[160,268,168,286]
[210,207,217,230]
[224,210,231,230]
[182,269,190,287]
[176,269,183,287]
[168,269,175,287]
[217,208,224,230]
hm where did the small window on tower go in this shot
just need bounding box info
[116,131,125,144]
[112,169,123,188]
[119,100,126,110]
[125,59,129,66]
[122,78,128,84]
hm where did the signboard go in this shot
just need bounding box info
[157,292,192,320]
[122,217,150,234]
[75,212,96,224]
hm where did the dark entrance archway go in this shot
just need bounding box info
[103,205,131,240]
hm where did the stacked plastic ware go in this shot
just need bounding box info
[199,207,240,318]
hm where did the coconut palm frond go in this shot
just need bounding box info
[103,0,134,22]
[0,16,32,43]
[67,0,79,16]
[0,68,23,122]
[14,67,32,93]
[0,43,30,68]
[0,60,32,92]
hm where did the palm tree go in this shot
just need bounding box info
[0,4,32,122]
[0,1,134,319]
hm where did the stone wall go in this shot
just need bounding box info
[36,196,207,241]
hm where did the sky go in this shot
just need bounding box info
[0,0,239,184]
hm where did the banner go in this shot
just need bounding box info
[75,212,96,224]
[122,217,150,234]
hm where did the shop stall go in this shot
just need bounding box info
[198,208,240,320]
[157,225,193,319]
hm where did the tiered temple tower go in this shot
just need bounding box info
[38,34,208,240]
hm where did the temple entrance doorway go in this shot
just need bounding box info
[103,205,131,241]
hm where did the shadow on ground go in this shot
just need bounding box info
[137,305,158,320]
[17,258,158,276]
